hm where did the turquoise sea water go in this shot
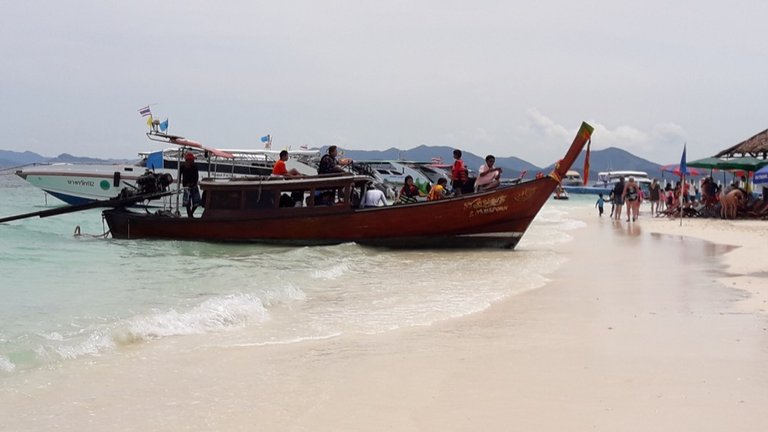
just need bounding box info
[0,173,587,375]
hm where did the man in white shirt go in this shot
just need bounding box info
[474,155,503,192]
[360,186,388,208]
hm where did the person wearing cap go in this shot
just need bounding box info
[360,182,387,208]
[180,152,201,217]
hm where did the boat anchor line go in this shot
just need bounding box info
[73,225,111,238]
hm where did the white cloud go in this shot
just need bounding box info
[0,1,766,166]
[507,110,690,166]
[522,109,572,142]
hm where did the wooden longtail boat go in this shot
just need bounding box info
[103,122,594,248]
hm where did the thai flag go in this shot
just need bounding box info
[138,106,151,117]
[300,144,308,150]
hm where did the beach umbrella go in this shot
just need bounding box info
[687,156,768,172]
[713,157,768,172]
[687,157,725,170]
[754,165,768,185]
[661,164,701,177]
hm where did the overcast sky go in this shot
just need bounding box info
[1,1,767,166]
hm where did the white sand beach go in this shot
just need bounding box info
[2,207,767,431]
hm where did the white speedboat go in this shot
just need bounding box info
[553,185,570,200]
[561,170,583,186]
[593,170,652,193]
[16,141,318,205]
[350,160,450,198]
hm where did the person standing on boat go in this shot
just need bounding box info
[318,145,352,174]
[272,150,303,178]
[180,152,200,218]
[474,155,503,192]
[451,149,468,195]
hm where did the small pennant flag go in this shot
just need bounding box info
[261,134,272,149]
[138,105,152,117]
[159,119,169,132]
[146,115,153,128]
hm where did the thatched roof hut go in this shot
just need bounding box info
[715,128,768,158]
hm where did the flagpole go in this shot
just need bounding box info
[679,143,686,227]
[679,173,684,226]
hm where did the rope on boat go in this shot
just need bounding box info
[73,225,111,239]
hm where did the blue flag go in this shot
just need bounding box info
[159,119,169,132]
[679,143,687,176]
[260,135,270,143]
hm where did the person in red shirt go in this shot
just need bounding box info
[271,150,303,177]
[451,149,468,196]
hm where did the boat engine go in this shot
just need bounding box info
[116,171,174,200]
[135,171,174,195]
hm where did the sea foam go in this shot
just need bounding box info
[117,293,269,342]
[0,354,15,373]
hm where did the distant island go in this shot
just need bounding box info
[335,145,665,181]
[0,150,132,170]
[1,146,670,181]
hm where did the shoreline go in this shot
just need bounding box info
[1,206,767,431]
[641,213,768,314]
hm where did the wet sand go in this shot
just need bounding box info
[2,210,767,431]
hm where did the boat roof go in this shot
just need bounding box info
[219,148,319,157]
[200,173,372,189]
[598,170,649,177]
[138,148,318,160]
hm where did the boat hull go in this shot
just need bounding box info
[16,164,153,204]
[562,185,611,195]
[16,160,275,205]
[103,177,557,249]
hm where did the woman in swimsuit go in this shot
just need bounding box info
[622,176,642,222]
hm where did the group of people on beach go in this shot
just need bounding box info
[595,174,768,220]
[596,176,643,222]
